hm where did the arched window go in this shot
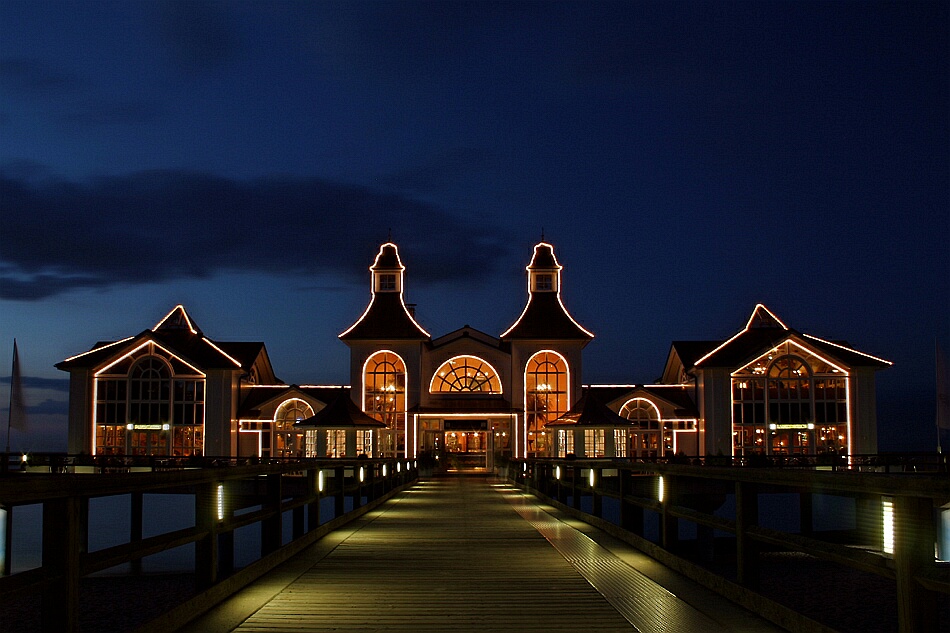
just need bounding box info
[127,357,171,456]
[620,397,662,458]
[363,351,407,457]
[273,398,314,458]
[525,351,568,457]
[620,398,661,429]
[430,356,502,393]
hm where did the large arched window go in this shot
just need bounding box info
[620,398,661,428]
[430,356,502,393]
[274,398,314,458]
[363,351,407,457]
[525,351,568,457]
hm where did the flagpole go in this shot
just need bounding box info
[5,339,15,454]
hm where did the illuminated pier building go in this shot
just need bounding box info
[57,242,891,468]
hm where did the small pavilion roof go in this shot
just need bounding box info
[545,389,635,428]
[295,389,387,429]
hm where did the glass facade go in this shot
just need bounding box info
[732,343,849,456]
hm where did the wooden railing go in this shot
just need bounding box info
[0,456,419,633]
[509,458,950,633]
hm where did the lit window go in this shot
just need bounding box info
[525,351,568,457]
[620,398,662,458]
[535,274,553,291]
[430,356,502,393]
[614,429,627,458]
[357,430,373,457]
[363,351,407,457]
[557,429,574,457]
[274,398,314,458]
[379,274,397,291]
[327,430,347,457]
[584,429,605,457]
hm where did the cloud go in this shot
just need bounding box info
[0,375,70,392]
[0,169,510,300]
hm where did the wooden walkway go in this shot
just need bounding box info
[180,477,786,633]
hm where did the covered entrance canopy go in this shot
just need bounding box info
[546,389,636,458]
[296,389,386,458]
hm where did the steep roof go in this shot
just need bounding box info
[236,385,347,418]
[691,305,891,370]
[501,292,593,340]
[57,305,262,372]
[545,389,635,428]
[339,243,430,341]
[295,389,387,429]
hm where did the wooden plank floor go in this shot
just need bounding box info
[217,477,785,633]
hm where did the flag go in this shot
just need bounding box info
[8,340,27,432]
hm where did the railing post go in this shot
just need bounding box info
[218,510,234,579]
[618,470,643,535]
[661,475,678,551]
[261,473,282,555]
[591,467,602,518]
[42,496,82,633]
[894,495,937,632]
[195,482,219,591]
[1,503,12,576]
[307,468,321,531]
[735,481,759,588]
[130,491,143,575]
[571,467,581,510]
[334,466,345,517]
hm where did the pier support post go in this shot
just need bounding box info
[334,466,345,517]
[894,496,937,633]
[261,473,282,555]
[42,496,82,633]
[735,481,759,588]
[618,472,643,535]
[130,492,143,574]
[1,504,11,576]
[661,476,678,551]
[195,483,219,591]
[591,468,602,518]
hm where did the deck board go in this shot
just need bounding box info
[193,477,785,633]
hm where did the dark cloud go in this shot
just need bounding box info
[0,169,509,301]
[156,0,242,71]
[0,56,81,94]
[0,376,70,392]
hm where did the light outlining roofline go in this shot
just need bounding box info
[361,350,410,459]
[802,334,893,366]
[694,303,787,367]
[428,355,504,394]
[338,242,430,339]
[619,397,662,420]
[730,339,850,377]
[202,337,242,367]
[94,340,206,377]
[522,349,571,459]
[583,383,693,389]
[153,304,197,333]
[62,337,135,363]
[500,242,594,339]
[273,397,314,424]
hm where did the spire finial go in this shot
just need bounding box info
[387,228,392,243]
[541,227,545,242]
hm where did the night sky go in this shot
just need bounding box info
[1,2,947,453]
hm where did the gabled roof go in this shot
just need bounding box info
[428,325,508,352]
[295,389,387,429]
[545,389,635,428]
[236,384,347,418]
[586,384,700,419]
[56,305,264,372]
[690,304,891,370]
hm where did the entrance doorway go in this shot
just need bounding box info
[441,420,490,471]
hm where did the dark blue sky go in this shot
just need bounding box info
[1,1,947,452]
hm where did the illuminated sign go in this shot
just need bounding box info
[769,423,815,430]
